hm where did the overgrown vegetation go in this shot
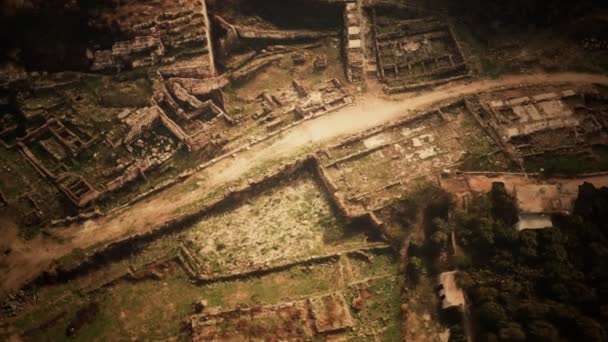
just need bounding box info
[524,147,608,176]
[447,0,608,31]
[455,182,608,341]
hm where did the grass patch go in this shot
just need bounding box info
[179,180,200,194]
[460,151,519,172]
[346,276,402,341]
[95,77,152,108]
[524,147,608,176]
[480,58,506,79]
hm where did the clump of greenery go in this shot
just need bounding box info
[455,182,608,341]
[406,256,423,284]
[423,192,454,258]
[524,148,608,176]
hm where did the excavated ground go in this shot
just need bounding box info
[2,0,608,340]
[2,71,608,340]
[2,72,608,295]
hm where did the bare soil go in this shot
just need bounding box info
[441,172,608,212]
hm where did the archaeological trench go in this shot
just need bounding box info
[1,0,608,341]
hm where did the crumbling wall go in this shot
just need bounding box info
[28,153,392,288]
[91,2,215,74]
[92,36,166,71]
[234,26,335,41]
[343,1,364,82]
[372,13,470,92]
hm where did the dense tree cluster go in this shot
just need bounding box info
[403,191,452,284]
[456,182,608,341]
[447,0,608,29]
[0,0,121,71]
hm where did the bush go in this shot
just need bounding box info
[406,256,423,284]
[424,192,453,227]
[407,240,423,257]
[472,287,499,305]
[429,231,449,256]
[477,302,508,331]
[490,182,518,226]
[527,320,559,341]
[479,332,498,342]
[449,324,467,342]
[498,322,526,341]
[433,217,451,234]
[394,198,418,227]
[454,253,472,270]
[517,302,549,321]
[455,271,474,290]
[456,183,608,341]
[576,316,607,342]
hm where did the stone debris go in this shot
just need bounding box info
[343,1,365,82]
[319,99,491,213]
[250,78,352,130]
[91,2,214,74]
[235,25,334,41]
[481,89,608,157]
[189,293,352,341]
[292,51,307,65]
[1,290,31,317]
[582,37,608,51]
[314,54,328,70]
[92,36,165,71]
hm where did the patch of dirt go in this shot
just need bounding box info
[352,284,372,312]
[0,215,19,254]
[402,275,449,342]
[66,302,100,337]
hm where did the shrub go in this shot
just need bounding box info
[498,322,526,341]
[406,256,423,284]
[477,301,508,331]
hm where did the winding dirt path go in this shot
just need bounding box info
[2,72,608,293]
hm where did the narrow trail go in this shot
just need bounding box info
[2,72,608,293]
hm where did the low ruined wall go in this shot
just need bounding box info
[310,155,388,243]
[29,155,392,289]
[311,156,355,218]
[32,157,313,285]
[454,170,608,179]
[328,98,466,150]
[384,74,472,94]
[235,26,335,41]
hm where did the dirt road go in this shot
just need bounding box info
[2,72,608,293]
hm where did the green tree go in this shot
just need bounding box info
[406,256,423,284]
[459,215,495,252]
[453,253,472,270]
[498,322,526,341]
[433,217,451,234]
[490,182,518,226]
[429,231,448,255]
[473,287,499,305]
[518,231,539,260]
[455,271,474,290]
[576,316,607,342]
[517,302,548,321]
[449,324,467,342]
[407,240,423,257]
[394,198,418,228]
[477,302,507,331]
[479,333,498,342]
[528,320,559,341]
